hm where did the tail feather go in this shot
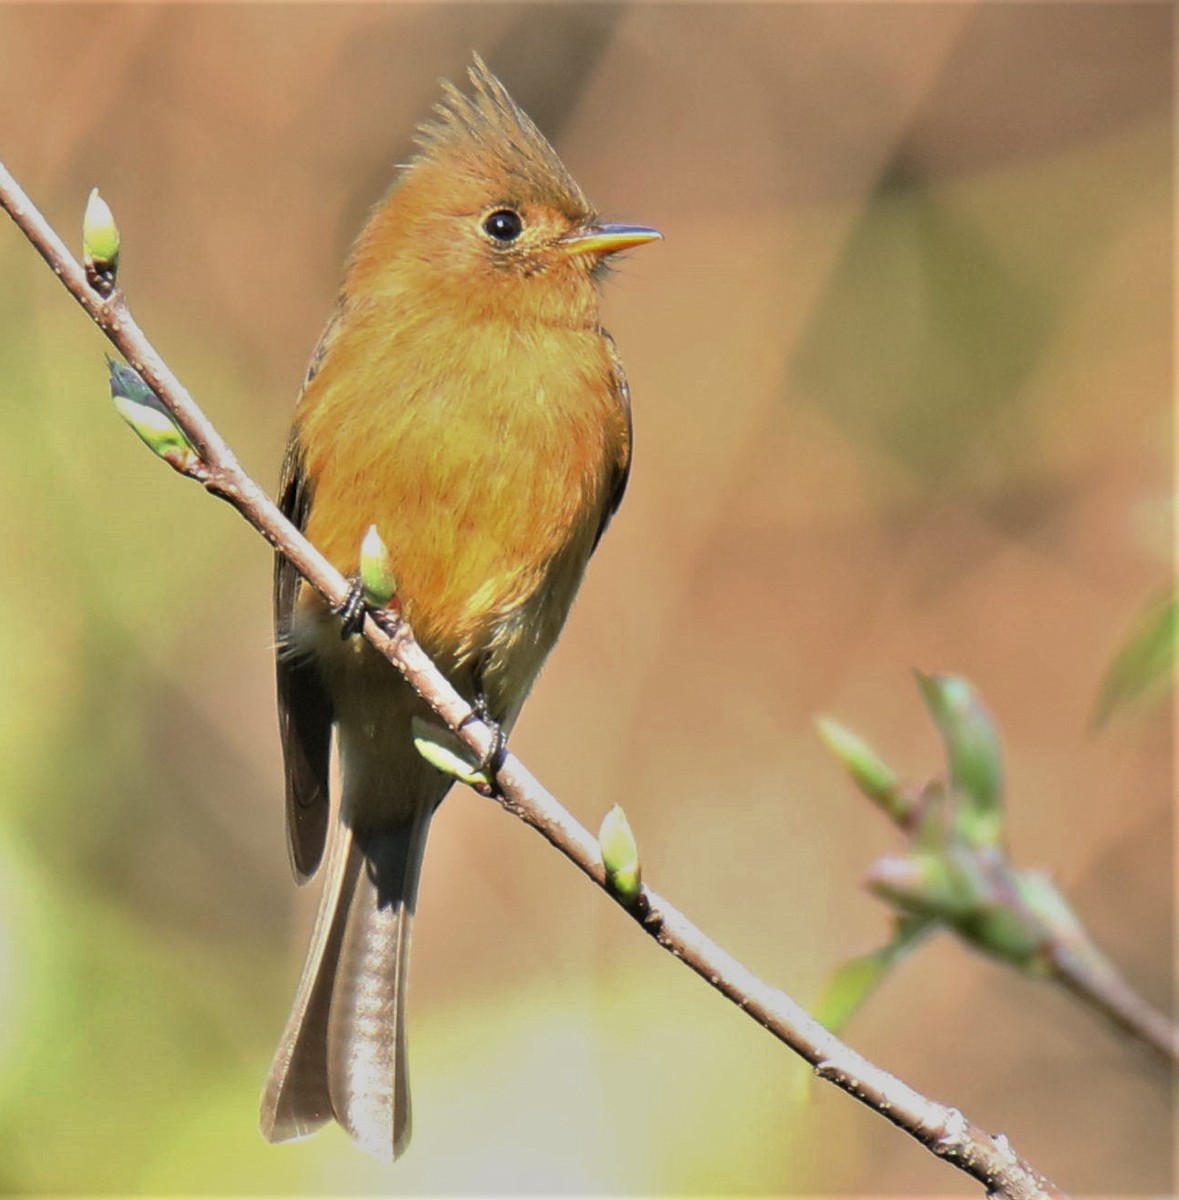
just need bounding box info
[260,818,360,1141]
[328,823,425,1159]
[260,813,431,1161]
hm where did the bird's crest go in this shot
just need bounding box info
[413,55,591,217]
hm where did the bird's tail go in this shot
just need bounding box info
[260,806,432,1161]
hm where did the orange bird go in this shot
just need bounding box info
[260,57,659,1161]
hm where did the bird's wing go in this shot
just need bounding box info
[591,329,633,554]
[275,435,333,882]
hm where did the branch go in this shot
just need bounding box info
[0,160,1066,1200]
[818,683,1178,1066]
[1047,929,1178,1063]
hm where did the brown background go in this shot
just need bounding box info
[0,3,1172,1194]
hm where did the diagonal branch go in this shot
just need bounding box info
[0,158,1065,1200]
[820,706,1179,1065]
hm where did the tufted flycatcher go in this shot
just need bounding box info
[259,57,659,1161]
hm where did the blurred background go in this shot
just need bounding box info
[0,3,1172,1195]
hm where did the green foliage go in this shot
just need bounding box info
[814,917,932,1033]
[815,718,910,825]
[819,674,1108,1020]
[916,673,1004,848]
[1092,591,1176,728]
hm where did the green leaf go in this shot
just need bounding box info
[815,717,912,825]
[815,917,934,1032]
[107,358,157,408]
[916,673,1004,847]
[1092,591,1177,729]
[107,359,198,471]
[866,846,990,918]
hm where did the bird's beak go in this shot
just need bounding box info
[559,223,662,257]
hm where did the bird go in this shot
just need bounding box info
[259,55,659,1161]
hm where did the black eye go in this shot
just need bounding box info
[483,209,523,243]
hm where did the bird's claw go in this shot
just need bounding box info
[335,577,368,639]
[461,693,507,776]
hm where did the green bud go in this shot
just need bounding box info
[816,717,912,824]
[910,781,953,853]
[83,188,120,289]
[1001,868,1079,976]
[359,524,398,607]
[957,902,1046,970]
[916,673,1005,847]
[598,804,642,905]
[866,848,988,918]
[108,358,198,471]
[410,717,490,787]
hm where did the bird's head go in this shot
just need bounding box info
[348,56,659,329]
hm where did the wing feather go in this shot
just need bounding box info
[591,329,633,553]
[275,436,333,882]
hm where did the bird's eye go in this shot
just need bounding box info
[483,209,524,243]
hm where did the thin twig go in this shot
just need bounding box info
[848,746,1178,1065]
[1048,940,1178,1063]
[0,158,1066,1200]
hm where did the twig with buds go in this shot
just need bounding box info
[0,158,1066,1200]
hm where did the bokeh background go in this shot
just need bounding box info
[0,3,1172,1195]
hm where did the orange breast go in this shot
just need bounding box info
[295,309,627,687]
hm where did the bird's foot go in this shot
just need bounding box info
[461,693,507,776]
[335,577,367,639]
